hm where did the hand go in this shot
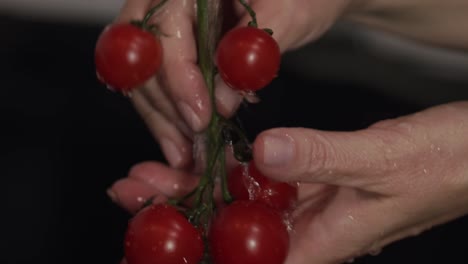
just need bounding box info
[115,0,468,170]
[115,0,243,169]
[109,102,468,263]
[251,101,468,263]
[114,0,363,168]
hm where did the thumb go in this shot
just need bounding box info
[234,0,352,51]
[233,1,296,51]
[252,127,394,189]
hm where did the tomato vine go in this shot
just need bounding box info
[96,0,292,263]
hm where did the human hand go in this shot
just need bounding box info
[114,0,243,169]
[114,0,365,169]
[110,102,468,264]
[251,101,468,263]
[108,101,468,263]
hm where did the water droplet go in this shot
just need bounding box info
[423,168,428,174]
[369,248,382,256]
[282,212,295,232]
[240,164,260,200]
[347,215,355,221]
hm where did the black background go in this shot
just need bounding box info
[1,14,468,264]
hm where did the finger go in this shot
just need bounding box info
[128,161,199,198]
[128,161,228,207]
[235,1,349,51]
[116,0,153,22]
[132,90,192,168]
[252,127,396,189]
[152,0,212,132]
[136,78,192,139]
[107,178,166,214]
[234,1,294,51]
[214,75,243,118]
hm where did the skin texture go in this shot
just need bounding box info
[108,0,468,263]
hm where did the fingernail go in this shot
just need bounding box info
[160,138,183,168]
[178,102,203,132]
[262,134,295,166]
[215,77,240,115]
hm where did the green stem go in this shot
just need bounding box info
[238,0,258,27]
[219,146,233,203]
[190,0,230,229]
[142,0,170,26]
[191,141,223,210]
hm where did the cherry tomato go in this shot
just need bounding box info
[124,204,204,264]
[228,162,298,212]
[209,200,289,264]
[216,26,281,92]
[95,23,162,92]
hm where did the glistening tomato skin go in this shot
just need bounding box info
[95,23,162,92]
[216,26,281,92]
[228,162,298,212]
[124,204,204,264]
[209,201,289,264]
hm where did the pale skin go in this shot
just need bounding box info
[108,0,468,263]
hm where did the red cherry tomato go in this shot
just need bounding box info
[124,204,204,264]
[228,162,298,212]
[209,201,289,264]
[95,23,162,92]
[216,26,281,92]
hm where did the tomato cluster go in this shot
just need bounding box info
[123,162,296,264]
[97,9,288,264]
[95,24,280,94]
[207,162,297,264]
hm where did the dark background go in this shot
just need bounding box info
[1,12,468,264]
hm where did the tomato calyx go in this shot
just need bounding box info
[238,0,273,35]
[221,117,253,163]
[129,20,168,38]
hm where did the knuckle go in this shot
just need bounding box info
[299,131,337,176]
